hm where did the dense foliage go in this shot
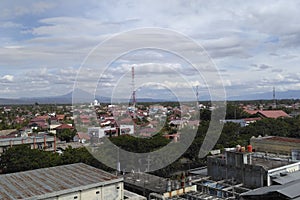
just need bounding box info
[0,145,112,174]
[109,134,170,153]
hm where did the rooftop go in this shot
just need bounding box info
[258,110,290,119]
[217,150,295,170]
[253,136,300,144]
[124,172,170,194]
[251,156,292,170]
[265,136,300,144]
[241,179,300,199]
[271,170,300,185]
[0,135,55,144]
[0,163,122,200]
[55,124,74,130]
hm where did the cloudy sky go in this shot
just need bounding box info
[1,0,300,100]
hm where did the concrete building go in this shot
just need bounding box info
[207,148,300,189]
[123,172,197,199]
[0,163,124,200]
[240,170,300,199]
[124,190,147,200]
[250,136,300,156]
[0,135,56,154]
[120,124,134,135]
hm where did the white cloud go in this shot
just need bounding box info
[0,0,300,98]
[0,75,14,82]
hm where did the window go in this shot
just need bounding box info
[74,196,78,199]
[96,191,100,194]
[47,142,53,148]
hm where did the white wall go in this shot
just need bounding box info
[45,182,124,200]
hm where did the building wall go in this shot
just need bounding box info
[207,152,266,189]
[250,138,300,155]
[45,182,124,200]
[267,162,300,186]
[0,137,55,154]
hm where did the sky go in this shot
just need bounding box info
[1,0,300,100]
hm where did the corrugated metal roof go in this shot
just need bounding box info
[0,163,122,200]
[272,170,300,185]
[278,179,300,199]
[241,179,300,199]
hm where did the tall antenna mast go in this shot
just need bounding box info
[196,85,199,108]
[273,86,276,109]
[132,66,136,108]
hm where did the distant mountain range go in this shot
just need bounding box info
[0,89,174,105]
[0,89,300,105]
[227,90,300,101]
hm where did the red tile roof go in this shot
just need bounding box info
[244,109,259,115]
[55,124,74,130]
[36,115,50,120]
[258,110,290,119]
[56,114,65,120]
[76,132,90,140]
[243,117,262,122]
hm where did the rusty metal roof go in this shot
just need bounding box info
[0,163,122,200]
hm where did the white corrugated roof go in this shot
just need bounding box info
[0,163,122,200]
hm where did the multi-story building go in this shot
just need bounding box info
[124,172,197,199]
[207,147,300,189]
[250,136,300,156]
[0,135,56,154]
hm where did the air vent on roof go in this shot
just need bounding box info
[280,172,288,176]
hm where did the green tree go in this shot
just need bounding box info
[0,145,60,173]
[57,129,76,142]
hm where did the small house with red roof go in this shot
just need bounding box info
[55,124,74,131]
[257,110,290,119]
[73,132,90,143]
[56,114,65,121]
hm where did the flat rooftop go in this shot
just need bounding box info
[265,136,300,143]
[0,163,122,200]
[253,136,300,144]
[0,136,55,143]
[213,151,295,170]
[251,156,292,170]
[124,172,170,194]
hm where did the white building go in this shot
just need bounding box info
[0,163,124,200]
[120,124,134,135]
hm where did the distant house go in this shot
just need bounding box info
[120,125,134,135]
[169,120,187,128]
[28,121,49,130]
[220,119,246,127]
[54,124,74,135]
[243,109,259,115]
[0,135,56,154]
[220,117,261,127]
[56,114,65,121]
[55,124,74,130]
[243,117,262,125]
[73,132,90,143]
[257,110,290,119]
